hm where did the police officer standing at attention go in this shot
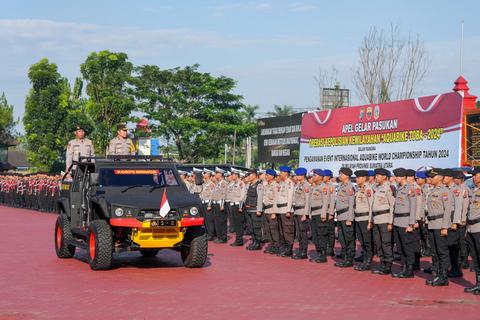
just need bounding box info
[260,169,280,254]
[107,123,135,155]
[292,168,310,260]
[309,169,330,263]
[276,166,295,258]
[199,168,215,241]
[464,167,480,295]
[244,169,263,251]
[334,167,355,268]
[453,170,470,270]
[229,168,247,247]
[371,168,395,275]
[211,167,228,244]
[425,169,454,287]
[323,169,336,256]
[66,125,95,174]
[391,168,417,278]
[353,170,374,271]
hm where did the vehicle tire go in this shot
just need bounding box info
[140,250,159,258]
[88,220,113,270]
[54,214,76,258]
[181,227,208,268]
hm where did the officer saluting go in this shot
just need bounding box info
[66,125,95,172]
[107,123,135,155]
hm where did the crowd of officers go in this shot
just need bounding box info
[180,165,480,295]
[0,173,61,211]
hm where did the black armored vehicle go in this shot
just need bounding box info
[54,156,207,270]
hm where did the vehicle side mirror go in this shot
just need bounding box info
[90,173,99,185]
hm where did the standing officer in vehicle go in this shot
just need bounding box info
[107,123,135,156]
[334,167,355,268]
[66,125,95,173]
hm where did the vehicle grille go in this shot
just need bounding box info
[138,209,178,219]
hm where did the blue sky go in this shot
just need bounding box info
[1,0,479,129]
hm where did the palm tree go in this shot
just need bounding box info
[242,104,259,123]
[266,104,295,117]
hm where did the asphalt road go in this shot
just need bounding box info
[1,206,479,320]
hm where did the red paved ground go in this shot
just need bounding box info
[0,206,479,320]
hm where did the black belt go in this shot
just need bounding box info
[336,207,349,214]
[394,212,410,218]
[263,204,273,210]
[277,203,287,208]
[294,205,305,210]
[355,212,369,218]
[311,206,322,212]
[427,214,443,221]
[373,209,390,217]
[467,217,480,225]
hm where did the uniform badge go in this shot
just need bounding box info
[442,192,448,201]
[408,189,415,197]
[366,189,372,197]
[453,189,460,197]
[416,188,421,196]
[323,187,327,195]
[348,188,353,196]
[463,190,468,198]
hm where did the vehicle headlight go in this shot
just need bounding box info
[114,208,124,217]
[190,207,199,216]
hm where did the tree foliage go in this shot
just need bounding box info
[23,59,70,171]
[266,104,295,117]
[0,92,17,138]
[80,50,134,154]
[132,64,255,162]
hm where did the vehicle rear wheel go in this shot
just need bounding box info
[140,250,159,258]
[181,227,208,268]
[54,214,76,258]
[88,220,113,270]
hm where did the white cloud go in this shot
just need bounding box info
[289,2,316,12]
[210,2,272,17]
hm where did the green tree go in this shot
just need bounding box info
[80,50,134,154]
[23,58,70,171]
[132,64,255,162]
[0,92,17,137]
[266,104,295,117]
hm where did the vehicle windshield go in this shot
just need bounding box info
[99,168,179,187]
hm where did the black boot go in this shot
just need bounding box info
[423,266,433,274]
[398,265,414,278]
[246,241,262,251]
[464,272,480,293]
[431,270,449,287]
[392,265,407,278]
[326,246,334,257]
[447,267,464,278]
[354,257,372,271]
[280,245,293,257]
[338,258,353,268]
[460,259,470,270]
[371,263,386,274]
[292,249,308,260]
[354,253,364,262]
[311,250,327,263]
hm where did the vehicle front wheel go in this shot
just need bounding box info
[88,220,113,270]
[181,227,208,268]
[54,215,76,258]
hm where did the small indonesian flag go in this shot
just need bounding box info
[159,189,171,218]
